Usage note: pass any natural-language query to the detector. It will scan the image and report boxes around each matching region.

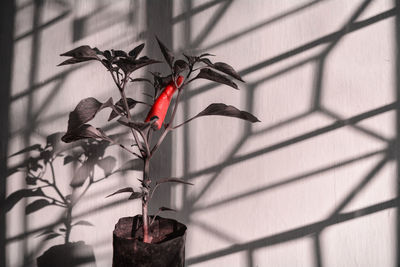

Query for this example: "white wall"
[5,0,398,266]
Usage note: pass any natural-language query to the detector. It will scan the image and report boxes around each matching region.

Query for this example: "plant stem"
[142,156,150,243]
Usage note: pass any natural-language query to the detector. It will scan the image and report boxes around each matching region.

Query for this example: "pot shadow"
[37,241,96,267]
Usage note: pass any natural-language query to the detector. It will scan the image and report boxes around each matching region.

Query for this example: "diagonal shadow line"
[313,57,325,110]
[253,111,312,137]
[194,148,387,212]
[184,102,397,181]
[192,219,240,244]
[172,0,229,23]
[320,106,390,142]
[11,68,74,102]
[31,76,66,122]
[187,197,398,265]
[327,155,389,217]
[14,10,71,42]
[188,80,255,206]
[321,0,373,57]
[189,0,233,49]
[184,7,396,101]
[11,25,142,103]
[251,56,317,88]
[189,137,247,205]
[200,0,322,52]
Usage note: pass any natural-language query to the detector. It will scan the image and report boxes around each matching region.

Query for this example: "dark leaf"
[5,188,44,212]
[115,57,160,74]
[173,60,188,75]
[72,220,94,227]
[156,36,174,68]
[92,47,102,54]
[115,159,143,173]
[66,97,113,131]
[103,50,112,60]
[130,78,152,84]
[112,49,127,58]
[106,187,134,198]
[183,54,198,66]
[152,73,173,98]
[43,233,61,241]
[156,177,194,186]
[70,161,94,188]
[128,43,145,59]
[59,228,66,232]
[97,156,116,176]
[101,59,112,69]
[108,98,145,121]
[9,144,42,157]
[199,53,215,57]
[159,206,176,212]
[192,103,260,123]
[62,124,112,143]
[200,58,213,66]
[36,229,56,238]
[58,57,92,66]
[129,192,143,200]
[58,45,99,66]
[213,62,244,82]
[60,45,98,59]
[196,68,238,89]
[25,199,51,215]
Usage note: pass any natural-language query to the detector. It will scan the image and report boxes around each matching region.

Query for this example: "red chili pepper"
[145,76,184,129]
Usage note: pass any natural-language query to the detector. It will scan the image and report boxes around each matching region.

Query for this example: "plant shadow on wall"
[5,132,125,267]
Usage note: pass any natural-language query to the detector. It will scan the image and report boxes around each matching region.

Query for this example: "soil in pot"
[113,215,187,267]
[37,241,96,267]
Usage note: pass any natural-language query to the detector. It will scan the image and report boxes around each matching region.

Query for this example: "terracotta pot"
[37,241,96,267]
[112,215,187,267]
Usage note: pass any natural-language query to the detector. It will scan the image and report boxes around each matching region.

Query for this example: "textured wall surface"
[3,0,399,266]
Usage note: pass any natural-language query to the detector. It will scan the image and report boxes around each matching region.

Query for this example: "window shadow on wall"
[2,0,400,266]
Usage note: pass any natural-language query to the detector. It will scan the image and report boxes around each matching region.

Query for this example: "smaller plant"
[6,134,115,244]
[58,37,260,243]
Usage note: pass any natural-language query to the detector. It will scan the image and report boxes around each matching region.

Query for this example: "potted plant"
[58,37,260,266]
[6,133,113,266]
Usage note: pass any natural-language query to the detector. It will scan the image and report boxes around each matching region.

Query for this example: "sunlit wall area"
[4,0,398,267]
